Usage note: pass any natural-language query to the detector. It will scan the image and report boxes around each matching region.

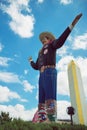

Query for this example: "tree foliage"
[0,111,12,124]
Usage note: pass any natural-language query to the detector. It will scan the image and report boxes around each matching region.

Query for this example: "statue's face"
[42,37,51,45]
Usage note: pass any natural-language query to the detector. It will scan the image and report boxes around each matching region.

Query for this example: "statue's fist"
[28,57,32,62]
[72,13,82,26]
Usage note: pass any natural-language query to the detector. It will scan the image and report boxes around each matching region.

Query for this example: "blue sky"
[0,0,87,121]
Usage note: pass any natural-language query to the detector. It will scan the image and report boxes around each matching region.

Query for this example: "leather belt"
[40,65,55,73]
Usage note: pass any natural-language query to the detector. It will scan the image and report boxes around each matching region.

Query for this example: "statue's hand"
[72,13,82,27]
[28,57,32,62]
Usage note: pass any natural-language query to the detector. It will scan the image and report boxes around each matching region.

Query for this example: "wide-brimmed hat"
[39,32,55,43]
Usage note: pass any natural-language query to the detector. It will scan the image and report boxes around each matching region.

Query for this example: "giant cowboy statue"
[29,13,82,123]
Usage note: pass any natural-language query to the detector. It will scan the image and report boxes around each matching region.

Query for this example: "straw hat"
[39,32,55,43]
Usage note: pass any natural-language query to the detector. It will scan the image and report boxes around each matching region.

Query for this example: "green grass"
[0,119,87,130]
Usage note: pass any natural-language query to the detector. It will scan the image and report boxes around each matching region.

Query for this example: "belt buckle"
[40,65,55,72]
[40,66,45,72]
[41,69,44,73]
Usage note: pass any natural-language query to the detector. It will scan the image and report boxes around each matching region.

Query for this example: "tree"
[0,112,12,124]
[66,106,75,125]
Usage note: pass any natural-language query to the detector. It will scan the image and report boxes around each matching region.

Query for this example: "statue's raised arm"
[71,13,82,27]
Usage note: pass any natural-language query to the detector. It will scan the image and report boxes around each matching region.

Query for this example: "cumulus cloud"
[0,56,12,67]
[56,56,74,95]
[0,0,35,38]
[56,55,74,71]
[60,0,73,5]
[0,71,21,83]
[0,85,20,102]
[24,69,29,75]
[22,80,35,93]
[57,45,69,57]
[0,85,27,103]
[57,100,71,119]
[72,33,87,50]
[0,71,35,93]
[0,43,4,52]
[75,57,87,94]
[57,71,70,96]
[0,104,37,121]
[37,0,44,4]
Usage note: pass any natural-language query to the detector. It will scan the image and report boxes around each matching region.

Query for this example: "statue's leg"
[38,103,48,122]
[45,99,57,122]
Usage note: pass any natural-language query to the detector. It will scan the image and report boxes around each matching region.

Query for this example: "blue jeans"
[39,68,57,103]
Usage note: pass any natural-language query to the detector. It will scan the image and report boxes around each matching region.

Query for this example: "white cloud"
[0,104,37,121]
[57,71,70,95]
[57,100,71,119]
[0,71,21,83]
[57,45,69,57]
[0,85,20,102]
[0,0,35,38]
[0,56,12,67]
[56,56,74,96]
[24,69,28,75]
[0,43,4,52]
[35,84,39,101]
[22,80,35,93]
[60,0,73,5]
[72,33,87,50]
[56,55,74,95]
[56,55,74,71]
[75,57,87,94]
[37,0,44,4]
[0,71,35,93]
